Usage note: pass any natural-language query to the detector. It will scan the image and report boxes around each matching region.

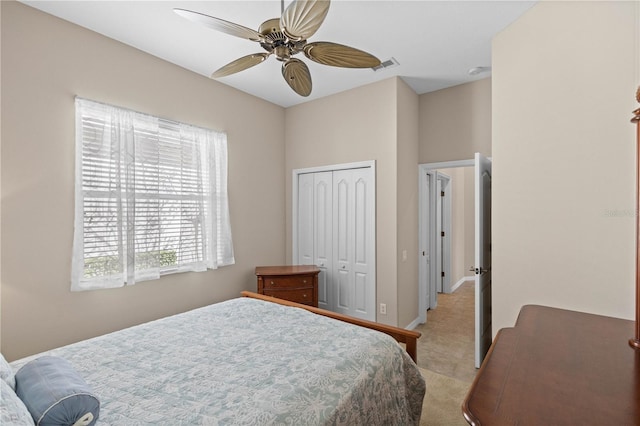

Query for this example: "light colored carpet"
[415,282,476,425]
[419,368,471,426]
[414,282,476,383]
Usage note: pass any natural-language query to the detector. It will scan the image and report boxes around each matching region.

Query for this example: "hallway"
[415,281,476,383]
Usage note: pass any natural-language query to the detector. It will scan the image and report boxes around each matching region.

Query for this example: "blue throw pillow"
[15,356,99,426]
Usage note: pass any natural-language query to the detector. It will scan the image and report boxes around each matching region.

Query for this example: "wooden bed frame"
[241,291,421,362]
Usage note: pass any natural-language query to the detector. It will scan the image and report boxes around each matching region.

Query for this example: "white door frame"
[418,160,474,323]
[292,160,377,318]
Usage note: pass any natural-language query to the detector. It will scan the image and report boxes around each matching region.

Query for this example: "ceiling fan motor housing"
[259,18,305,61]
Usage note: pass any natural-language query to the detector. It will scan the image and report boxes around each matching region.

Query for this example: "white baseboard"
[450,276,474,293]
[405,317,423,329]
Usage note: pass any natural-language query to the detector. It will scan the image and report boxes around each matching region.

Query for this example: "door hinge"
[441,271,445,277]
[441,231,445,237]
[441,191,445,197]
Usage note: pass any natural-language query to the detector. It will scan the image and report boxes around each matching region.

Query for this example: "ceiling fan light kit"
[174,0,381,97]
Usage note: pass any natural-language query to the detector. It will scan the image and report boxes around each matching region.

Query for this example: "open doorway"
[433,172,453,295]
[418,155,493,368]
[432,168,472,297]
[418,159,475,319]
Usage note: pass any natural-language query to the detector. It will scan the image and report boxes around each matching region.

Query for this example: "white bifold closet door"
[297,167,375,321]
[297,171,333,309]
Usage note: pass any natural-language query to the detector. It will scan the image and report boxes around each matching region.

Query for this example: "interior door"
[333,168,375,321]
[295,164,375,319]
[297,173,314,266]
[436,178,444,293]
[474,153,492,368]
[313,172,333,310]
[297,172,333,310]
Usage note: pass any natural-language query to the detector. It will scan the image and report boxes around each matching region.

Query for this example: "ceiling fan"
[174,0,381,97]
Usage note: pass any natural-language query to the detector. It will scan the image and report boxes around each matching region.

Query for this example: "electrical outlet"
[379,303,387,315]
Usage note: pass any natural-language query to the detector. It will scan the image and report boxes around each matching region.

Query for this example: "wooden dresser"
[255,265,320,307]
[462,305,640,425]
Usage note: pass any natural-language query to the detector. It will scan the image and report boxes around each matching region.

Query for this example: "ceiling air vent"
[371,57,399,72]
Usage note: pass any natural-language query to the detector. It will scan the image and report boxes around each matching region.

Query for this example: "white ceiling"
[20,0,537,108]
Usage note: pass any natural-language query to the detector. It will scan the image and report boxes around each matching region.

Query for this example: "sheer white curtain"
[72,98,234,291]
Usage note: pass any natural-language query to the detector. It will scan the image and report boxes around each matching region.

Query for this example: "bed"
[6,292,425,425]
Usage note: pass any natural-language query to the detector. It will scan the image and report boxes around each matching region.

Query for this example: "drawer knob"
[270,281,275,285]
[302,280,307,284]
[303,294,307,298]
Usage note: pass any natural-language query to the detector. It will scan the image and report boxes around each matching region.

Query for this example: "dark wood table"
[462,305,640,425]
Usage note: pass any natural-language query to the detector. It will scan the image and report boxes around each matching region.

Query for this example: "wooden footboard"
[241,291,421,362]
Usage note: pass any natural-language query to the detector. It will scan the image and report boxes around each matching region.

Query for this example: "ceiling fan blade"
[174,8,265,42]
[303,42,381,68]
[212,53,270,78]
[280,0,330,41]
[282,59,312,97]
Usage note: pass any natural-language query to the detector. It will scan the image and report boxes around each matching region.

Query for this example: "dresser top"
[463,305,640,425]
[255,265,320,276]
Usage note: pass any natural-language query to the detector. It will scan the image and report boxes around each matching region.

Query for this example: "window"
[72,98,234,291]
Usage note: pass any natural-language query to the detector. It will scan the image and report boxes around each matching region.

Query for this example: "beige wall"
[492,0,638,333]
[1,2,286,361]
[396,79,420,328]
[285,77,419,327]
[419,78,492,163]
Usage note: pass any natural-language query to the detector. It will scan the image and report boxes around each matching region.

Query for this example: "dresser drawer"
[263,288,315,306]
[255,265,320,308]
[262,275,314,289]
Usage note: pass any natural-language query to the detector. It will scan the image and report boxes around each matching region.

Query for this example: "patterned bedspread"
[11,297,425,425]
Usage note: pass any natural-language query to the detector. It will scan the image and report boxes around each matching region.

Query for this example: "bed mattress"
[11,297,425,425]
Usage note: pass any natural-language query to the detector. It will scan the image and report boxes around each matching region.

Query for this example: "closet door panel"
[337,268,350,310]
[352,169,374,319]
[355,272,368,312]
[333,170,352,315]
[355,177,367,264]
[297,173,315,266]
[314,172,333,309]
[335,177,350,266]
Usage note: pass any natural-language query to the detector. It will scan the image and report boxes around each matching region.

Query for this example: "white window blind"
[72,98,234,291]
